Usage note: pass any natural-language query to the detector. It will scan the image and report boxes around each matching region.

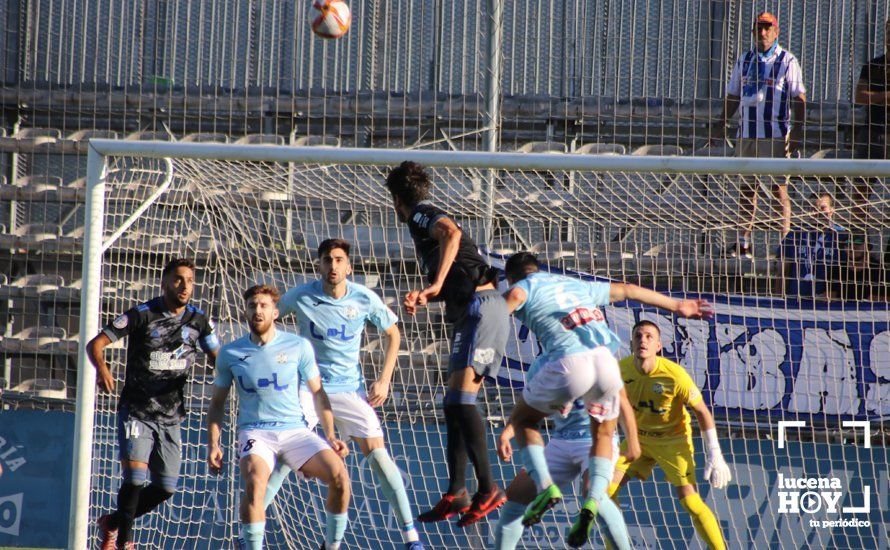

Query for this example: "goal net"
[76,142,890,549]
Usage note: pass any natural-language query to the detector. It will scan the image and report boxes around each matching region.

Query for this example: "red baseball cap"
[754,11,778,28]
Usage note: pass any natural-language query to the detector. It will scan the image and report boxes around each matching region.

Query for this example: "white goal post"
[71,140,890,549]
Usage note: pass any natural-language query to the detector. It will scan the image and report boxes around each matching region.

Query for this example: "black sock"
[457,403,494,493]
[114,482,143,543]
[135,483,174,517]
[443,403,468,494]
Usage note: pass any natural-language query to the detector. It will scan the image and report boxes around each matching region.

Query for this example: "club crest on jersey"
[181,327,192,343]
[276,353,288,364]
[113,314,128,329]
[344,306,358,320]
[652,383,664,395]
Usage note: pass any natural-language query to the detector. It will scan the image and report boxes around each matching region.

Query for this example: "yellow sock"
[680,494,725,550]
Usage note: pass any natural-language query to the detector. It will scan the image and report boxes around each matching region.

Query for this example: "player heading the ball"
[386,161,511,527]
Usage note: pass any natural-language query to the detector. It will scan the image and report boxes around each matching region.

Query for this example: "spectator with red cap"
[712,11,807,258]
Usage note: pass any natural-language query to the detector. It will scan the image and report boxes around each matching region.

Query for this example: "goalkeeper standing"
[609,320,731,550]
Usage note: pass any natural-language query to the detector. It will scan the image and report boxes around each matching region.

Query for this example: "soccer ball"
[311,0,351,40]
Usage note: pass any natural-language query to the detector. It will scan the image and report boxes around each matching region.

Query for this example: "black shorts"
[447,289,509,378]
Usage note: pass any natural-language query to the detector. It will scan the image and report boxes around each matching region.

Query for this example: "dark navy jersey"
[859,54,890,136]
[103,296,220,424]
[406,201,494,322]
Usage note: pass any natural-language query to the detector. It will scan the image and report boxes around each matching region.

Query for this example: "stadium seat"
[0,223,62,250]
[0,175,65,201]
[10,378,68,399]
[574,143,626,155]
[516,141,567,154]
[810,149,855,159]
[67,129,119,141]
[631,144,683,156]
[235,134,285,146]
[293,135,341,147]
[182,132,230,143]
[12,127,61,144]
[692,144,734,157]
[125,131,174,141]
[1,326,68,354]
[3,274,64,299]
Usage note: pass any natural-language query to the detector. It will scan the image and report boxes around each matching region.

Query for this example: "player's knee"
[328,464,350,494]
[122,466,149,487]
[157,475,178,497]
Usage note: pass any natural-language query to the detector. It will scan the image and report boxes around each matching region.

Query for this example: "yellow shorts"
[614,434,696,487]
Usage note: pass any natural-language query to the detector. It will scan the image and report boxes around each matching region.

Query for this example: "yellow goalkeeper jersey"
[618,355,703,438]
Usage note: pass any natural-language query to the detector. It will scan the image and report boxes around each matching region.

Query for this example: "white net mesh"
[85,147,890,549]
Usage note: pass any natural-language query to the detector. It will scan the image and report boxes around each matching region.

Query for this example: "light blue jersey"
[512,272,620,360]
[526,355,591,441]
[214,330,319,431]
[279,280,398,394]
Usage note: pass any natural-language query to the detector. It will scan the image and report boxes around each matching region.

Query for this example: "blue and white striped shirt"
[727,45,806,140]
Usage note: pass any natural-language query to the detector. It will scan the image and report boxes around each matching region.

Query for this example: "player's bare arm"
[608,283,713,319]
[206,384,230,475]
[404,216,461,314]
[307,375,348,457]
[368,323,400,407]
[497,422,516,462]
[503,286,527,314]
[86,332,116,393]
[617,388,641,462]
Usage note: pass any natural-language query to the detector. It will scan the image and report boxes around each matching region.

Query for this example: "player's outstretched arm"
[608,283,713,320]
[691,400,731,489]
[206,385,230,475]
[86,332,115,393]
[617,388,641,462]
[368,324,400,407]
[307,376,349,458]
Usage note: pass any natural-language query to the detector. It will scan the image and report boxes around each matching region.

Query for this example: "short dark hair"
[243,284,281,304]
[632,319,661,337]
[162,258,196,279]
[504,252,540,282]
[810,191,833,204]
[385,161,431,206]
[318,238,351,259]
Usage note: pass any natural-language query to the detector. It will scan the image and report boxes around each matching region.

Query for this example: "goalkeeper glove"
[702,428,731,489]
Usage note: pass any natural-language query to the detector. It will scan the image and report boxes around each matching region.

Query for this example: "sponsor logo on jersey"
[149,351,188,372]
[473,347,495,365]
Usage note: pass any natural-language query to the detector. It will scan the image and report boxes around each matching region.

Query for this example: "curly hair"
[385,161,431,206]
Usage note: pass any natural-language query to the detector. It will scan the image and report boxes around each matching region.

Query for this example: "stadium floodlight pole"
[483,0,504,247]
[69,145,107,550]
